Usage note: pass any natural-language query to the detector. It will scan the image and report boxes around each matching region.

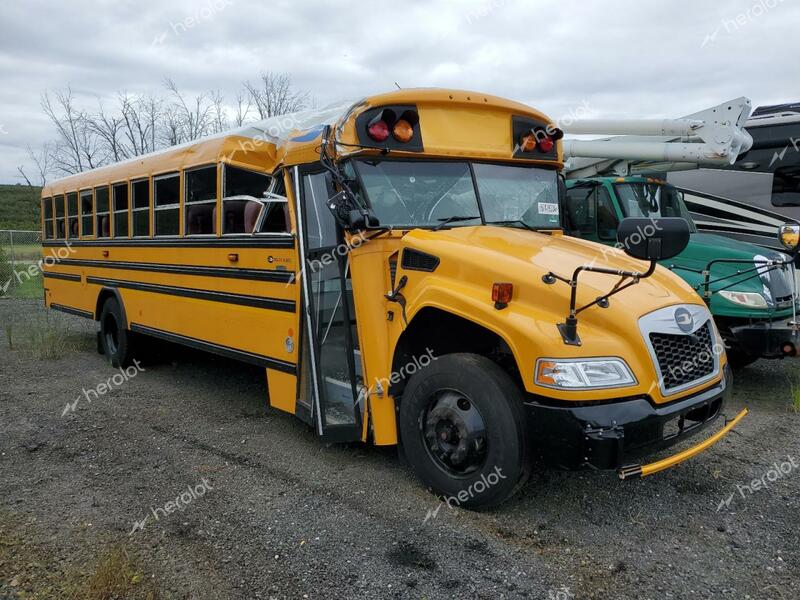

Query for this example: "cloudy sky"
[1,0,798,183]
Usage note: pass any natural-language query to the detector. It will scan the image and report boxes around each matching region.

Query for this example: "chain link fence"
[0,230,43,299]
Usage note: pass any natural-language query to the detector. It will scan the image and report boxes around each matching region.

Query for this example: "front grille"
[649,321,715,390]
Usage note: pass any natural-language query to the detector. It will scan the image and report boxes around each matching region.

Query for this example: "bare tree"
[32,76,310,177]
[243,72,309,119]
[88,99,126,162]
[18,143,52,187]
[41,87,104,175]
[163,78,218,143]
[119,92,162,156]
[232,89,252,127]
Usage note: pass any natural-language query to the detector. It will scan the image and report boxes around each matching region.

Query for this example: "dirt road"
[1,299,799,599]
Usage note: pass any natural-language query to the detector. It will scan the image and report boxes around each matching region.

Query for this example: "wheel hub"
[423,391,487,475]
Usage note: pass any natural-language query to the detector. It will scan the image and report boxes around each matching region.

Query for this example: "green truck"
[564,176,799,367]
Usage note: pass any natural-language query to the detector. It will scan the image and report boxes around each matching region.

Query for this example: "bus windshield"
[351,159,560,229]
[615,182,698,232]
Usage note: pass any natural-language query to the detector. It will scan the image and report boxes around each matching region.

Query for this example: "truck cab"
[565,176,799,366]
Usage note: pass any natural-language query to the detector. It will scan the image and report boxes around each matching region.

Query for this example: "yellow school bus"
[41,89,747,507]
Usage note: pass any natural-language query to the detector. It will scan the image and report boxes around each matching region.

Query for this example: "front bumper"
[524,367,735,473]
[729,318,800,358]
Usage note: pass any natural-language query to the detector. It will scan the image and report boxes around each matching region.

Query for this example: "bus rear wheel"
[99,297,137,368]
[398,353,531,509]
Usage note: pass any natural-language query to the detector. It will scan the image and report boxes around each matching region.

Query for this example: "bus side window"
[595,187,618,241]
[95,186,111,238]
[42,197,54,239]
[113,183,129,238]
[67,193,79,238]
[132,179,150,237]
[80,190,94,237]
[222,165,273,234]
[154,173,180,237]
[185,165,217,236]
[54,195,65,239]
[564,186,596,236]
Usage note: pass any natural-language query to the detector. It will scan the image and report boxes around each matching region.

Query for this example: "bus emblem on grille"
[674,307,694,333]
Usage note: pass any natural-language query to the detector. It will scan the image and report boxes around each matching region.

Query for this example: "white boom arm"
[561,97,753,179]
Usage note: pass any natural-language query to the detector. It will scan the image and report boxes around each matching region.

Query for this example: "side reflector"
[492,282,513,307]
[393,119,414,143]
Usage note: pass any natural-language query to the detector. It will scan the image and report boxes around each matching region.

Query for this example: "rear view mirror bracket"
[544,260,657,346]
[543,216,689,345]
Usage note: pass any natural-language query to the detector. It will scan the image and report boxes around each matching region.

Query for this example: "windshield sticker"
[538,202,559,215]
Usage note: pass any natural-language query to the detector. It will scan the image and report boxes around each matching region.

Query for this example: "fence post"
[9,229,15,289]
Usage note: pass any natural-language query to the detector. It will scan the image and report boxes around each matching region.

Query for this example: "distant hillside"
[0,183,41,230]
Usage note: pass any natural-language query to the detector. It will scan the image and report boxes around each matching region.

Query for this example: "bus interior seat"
[187,205,214,235]
[244,201,261,233]
[101,216,110,237]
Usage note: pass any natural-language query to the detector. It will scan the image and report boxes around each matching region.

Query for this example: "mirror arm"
[545,260,657,345]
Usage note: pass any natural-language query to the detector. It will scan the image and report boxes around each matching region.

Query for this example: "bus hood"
[402,225,700,321]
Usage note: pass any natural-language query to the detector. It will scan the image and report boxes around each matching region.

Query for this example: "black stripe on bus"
[51,303,94,319]
[130,323,296,374]
[54,258,295,283]
[86,276,296,313]
[41,236,296,249]
[693,221,776,235]
[43,272,82,282]
[682,201,774,227]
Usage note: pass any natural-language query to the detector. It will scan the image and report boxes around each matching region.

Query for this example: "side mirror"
[617,217,690,261]
[779,222,800,253]
[347,209,381,232]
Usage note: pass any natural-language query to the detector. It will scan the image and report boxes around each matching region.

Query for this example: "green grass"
[3,310,92,359]
[3,268,44,299]
[0,183,41,230]
[787,366,800,413]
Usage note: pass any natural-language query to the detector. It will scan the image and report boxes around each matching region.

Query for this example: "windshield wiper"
[433,215,481,231]
[486,219,536,231]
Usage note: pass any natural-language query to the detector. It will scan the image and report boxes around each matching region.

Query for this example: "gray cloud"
[1,0,797,182]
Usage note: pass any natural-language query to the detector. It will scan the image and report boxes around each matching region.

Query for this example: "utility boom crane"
[562,97,754,178]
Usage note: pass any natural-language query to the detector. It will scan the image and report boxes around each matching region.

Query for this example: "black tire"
[726,348,759,370]
[99,297,137,368]
[398,353,531,509]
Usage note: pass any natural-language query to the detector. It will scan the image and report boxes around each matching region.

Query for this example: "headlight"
[535,358,636,390]
[779,223,800,251]
[718,290,768,308]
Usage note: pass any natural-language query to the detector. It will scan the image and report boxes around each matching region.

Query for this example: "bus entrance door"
[294,167,363,443]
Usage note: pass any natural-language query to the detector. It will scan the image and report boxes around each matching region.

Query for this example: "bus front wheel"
[99,297,137,368]
[398,353,531,509]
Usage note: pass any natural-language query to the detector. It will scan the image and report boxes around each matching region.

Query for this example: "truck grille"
[649,321,715,390]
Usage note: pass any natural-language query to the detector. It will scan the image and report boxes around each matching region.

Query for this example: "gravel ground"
[1,298,799,600]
